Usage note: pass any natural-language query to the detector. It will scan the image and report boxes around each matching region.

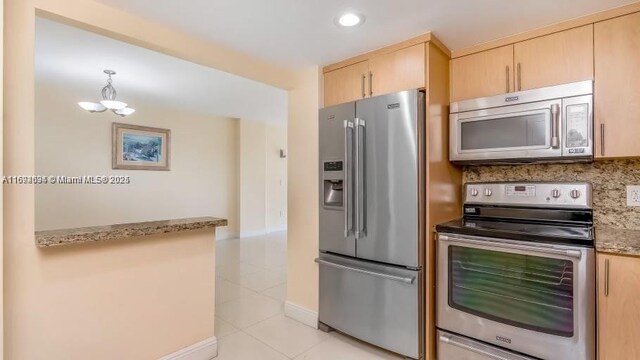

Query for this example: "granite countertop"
[595,228,640,257]
[36,217,228,248]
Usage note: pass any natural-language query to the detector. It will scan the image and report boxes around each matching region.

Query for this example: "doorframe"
[1,0,5,357]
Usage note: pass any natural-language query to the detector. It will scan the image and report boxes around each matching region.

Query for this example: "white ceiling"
[35,17,288,126]
[94,0,637,68]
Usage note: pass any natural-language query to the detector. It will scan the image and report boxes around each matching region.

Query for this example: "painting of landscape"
[113,123,170,170]
[122,133,162,162]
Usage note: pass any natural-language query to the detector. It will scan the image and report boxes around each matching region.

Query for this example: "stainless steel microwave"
[450,81,593,164]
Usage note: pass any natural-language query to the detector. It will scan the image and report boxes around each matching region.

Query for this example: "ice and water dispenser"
[323,161,344,208]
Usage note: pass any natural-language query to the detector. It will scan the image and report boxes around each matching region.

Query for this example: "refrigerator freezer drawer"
[318,253,422,359]
[437,331,535,360]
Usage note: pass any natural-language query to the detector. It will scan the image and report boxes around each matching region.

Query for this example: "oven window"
[460,113,547,151]
[449,246,574,337]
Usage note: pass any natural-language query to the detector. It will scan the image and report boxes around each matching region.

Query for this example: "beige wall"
[240,119,267,236]
[34,82,240,239]
[239,120,288,236]
[286,67,321,312]
[4,0,297,358]
[266,125,288,232]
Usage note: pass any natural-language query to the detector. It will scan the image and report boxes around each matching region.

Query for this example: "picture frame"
[112,123,171,171]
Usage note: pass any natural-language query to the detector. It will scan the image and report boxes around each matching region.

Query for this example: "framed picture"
[112,123,171,171]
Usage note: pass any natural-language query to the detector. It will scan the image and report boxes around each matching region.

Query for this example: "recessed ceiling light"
[336,13,365,27]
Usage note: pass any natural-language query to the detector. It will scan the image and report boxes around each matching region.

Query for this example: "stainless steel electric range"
[436,182,596,360]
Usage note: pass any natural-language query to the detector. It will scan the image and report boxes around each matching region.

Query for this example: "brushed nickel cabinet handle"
[369,71,373,96]
[600,123,605,156]
[361,74,366,98]
[506,66,510,93]
[517,62,522,91]
[604,258,610,297]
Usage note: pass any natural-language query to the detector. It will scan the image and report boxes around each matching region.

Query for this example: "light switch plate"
[627,185,640,206]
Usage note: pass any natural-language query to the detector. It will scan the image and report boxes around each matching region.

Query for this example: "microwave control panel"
[566,103,590,148]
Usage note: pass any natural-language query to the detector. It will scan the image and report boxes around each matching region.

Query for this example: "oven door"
[450,99,561,163]
[436,233,595,360]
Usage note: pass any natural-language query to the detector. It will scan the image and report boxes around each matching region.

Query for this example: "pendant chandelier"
[77,70,136,117]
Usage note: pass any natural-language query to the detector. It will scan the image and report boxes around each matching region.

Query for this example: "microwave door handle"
[551,104,560,149]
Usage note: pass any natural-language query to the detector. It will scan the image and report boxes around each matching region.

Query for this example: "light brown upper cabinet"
[369,43,425,97]
[513,25,593,91]
[324,43,427,106]
[450,45,514,102]
[324,60,369,107]
[597,253,640,360]
[594,12,640,158]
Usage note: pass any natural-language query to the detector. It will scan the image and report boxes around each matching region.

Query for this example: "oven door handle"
[438,234,582,259]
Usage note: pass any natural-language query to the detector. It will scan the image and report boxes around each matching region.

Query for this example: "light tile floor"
[215,232,403,360]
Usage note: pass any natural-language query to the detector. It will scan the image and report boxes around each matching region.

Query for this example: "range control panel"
[465,182,592,209]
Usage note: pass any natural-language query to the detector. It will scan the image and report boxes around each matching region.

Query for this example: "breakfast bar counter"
[35,216,228,248]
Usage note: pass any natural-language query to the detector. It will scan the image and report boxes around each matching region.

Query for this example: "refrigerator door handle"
[354,118,366,239]
[343,120,354,237]
[315,258,415,284]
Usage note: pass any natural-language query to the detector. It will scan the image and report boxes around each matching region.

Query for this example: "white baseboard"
[159,337,218,360]
[266,225,287,233]
[284,301,318,329]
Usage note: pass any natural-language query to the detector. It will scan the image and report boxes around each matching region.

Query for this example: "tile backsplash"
[463,159,640,229]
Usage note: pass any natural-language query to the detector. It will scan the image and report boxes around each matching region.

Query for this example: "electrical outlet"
[627,186,640,206]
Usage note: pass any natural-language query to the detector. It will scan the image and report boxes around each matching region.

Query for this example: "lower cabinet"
[597,253,640,359]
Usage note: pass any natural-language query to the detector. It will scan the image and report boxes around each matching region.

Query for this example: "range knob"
[551,189,561,198]
[470,188,479,197]
[570,189,581,199]
[484,188,493,197]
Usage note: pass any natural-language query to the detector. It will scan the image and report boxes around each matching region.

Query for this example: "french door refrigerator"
[317,89,425,360]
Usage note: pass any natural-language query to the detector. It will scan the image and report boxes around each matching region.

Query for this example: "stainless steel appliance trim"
[354,118,366,239]
[343,120,353,237]
[315,258,415,284]
[600,123,605,156]
[440,333,519,360]
[517,62,522,91]
[551,103,560,148]
[604,258,610,296]
[438,234,583,259]
[354,118,361,239]
[506,66,510,93]
[451,80,593,114]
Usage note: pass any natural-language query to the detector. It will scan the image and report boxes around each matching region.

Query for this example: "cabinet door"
[369,43,425,97]
[594,12,640,158]
[514,25,593,91]
[324,61,369,107]
[597,254,640,360]
[450,45,513,102]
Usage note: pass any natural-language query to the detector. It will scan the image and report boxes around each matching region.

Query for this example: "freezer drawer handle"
[438,234,583,259]
[439,334,519,360]
[315,258,415,284]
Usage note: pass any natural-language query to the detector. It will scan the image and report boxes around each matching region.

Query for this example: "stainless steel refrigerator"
[317,89,425,360]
